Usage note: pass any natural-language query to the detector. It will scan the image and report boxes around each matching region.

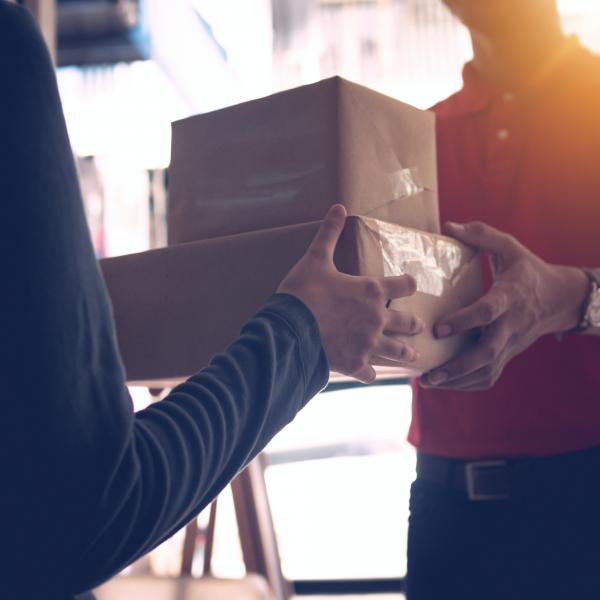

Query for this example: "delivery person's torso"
[409,38,600,459]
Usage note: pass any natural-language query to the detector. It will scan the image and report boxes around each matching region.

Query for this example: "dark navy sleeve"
[73,293,328,593]
[0,3,328,597]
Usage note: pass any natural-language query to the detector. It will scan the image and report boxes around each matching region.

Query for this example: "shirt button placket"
[496,91,515,141]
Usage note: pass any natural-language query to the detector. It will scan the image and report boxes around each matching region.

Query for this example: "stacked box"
[101,78,481,385]
[168,76,439,242]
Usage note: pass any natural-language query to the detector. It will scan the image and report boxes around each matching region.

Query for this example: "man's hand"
[421,221,590,391]
[278,204,423,384]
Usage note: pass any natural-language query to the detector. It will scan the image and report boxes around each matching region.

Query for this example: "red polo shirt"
[408,38,600,459]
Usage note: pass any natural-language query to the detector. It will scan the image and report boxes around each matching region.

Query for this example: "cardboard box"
[168,76,439,245]
[101,217,480,387]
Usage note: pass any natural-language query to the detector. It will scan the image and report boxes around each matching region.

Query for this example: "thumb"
[443,221,518,257]
[306,204,347,264]
[354,365,376,384]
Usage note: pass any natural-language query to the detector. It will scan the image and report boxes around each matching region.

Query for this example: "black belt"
[416,446,600,502]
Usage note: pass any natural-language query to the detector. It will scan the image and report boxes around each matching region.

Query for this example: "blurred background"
[25,0,600,597]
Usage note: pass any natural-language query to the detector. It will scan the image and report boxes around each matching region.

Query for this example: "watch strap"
[576,268,600,332]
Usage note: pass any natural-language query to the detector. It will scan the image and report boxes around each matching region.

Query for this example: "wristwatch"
[578,269,600,331]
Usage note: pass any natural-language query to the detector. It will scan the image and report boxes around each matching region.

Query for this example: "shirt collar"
[453,35,585,115]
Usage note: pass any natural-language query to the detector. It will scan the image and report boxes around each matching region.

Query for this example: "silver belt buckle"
[465,460,509,501]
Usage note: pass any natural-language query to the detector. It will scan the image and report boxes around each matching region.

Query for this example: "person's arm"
[71,293,328,590]
[420,221,599,391]
[0,4,421,596]
[71,202,420,592]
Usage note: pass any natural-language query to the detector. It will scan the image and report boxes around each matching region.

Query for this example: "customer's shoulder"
[0,1,44,49]
[0,1,35,27]
[0,1,52,71]
[558,48,600,114]
[569,47,600,85]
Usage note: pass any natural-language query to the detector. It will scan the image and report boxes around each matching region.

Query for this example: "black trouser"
[406,446,600,600]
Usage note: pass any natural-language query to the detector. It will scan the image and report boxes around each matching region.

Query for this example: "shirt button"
[503,91,516,102]
[497,128,510,141]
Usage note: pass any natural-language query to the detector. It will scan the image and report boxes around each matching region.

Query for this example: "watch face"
[589,288,600,328]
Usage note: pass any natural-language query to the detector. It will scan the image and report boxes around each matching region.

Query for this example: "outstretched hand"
[278,204,423,383]
[420,221,589,391]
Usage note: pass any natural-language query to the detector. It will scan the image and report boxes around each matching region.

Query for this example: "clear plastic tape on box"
[388,166,425,201]
[361,165,440,234]
[361,217,467,297]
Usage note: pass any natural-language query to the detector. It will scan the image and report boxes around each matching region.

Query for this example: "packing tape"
[362,217,468,297]
[388,167,425,201]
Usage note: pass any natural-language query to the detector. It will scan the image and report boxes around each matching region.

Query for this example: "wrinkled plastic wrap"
[360,217,466,296]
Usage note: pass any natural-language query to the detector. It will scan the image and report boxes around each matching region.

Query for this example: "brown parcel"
[168,76,439,245]
[101,216,481,387]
